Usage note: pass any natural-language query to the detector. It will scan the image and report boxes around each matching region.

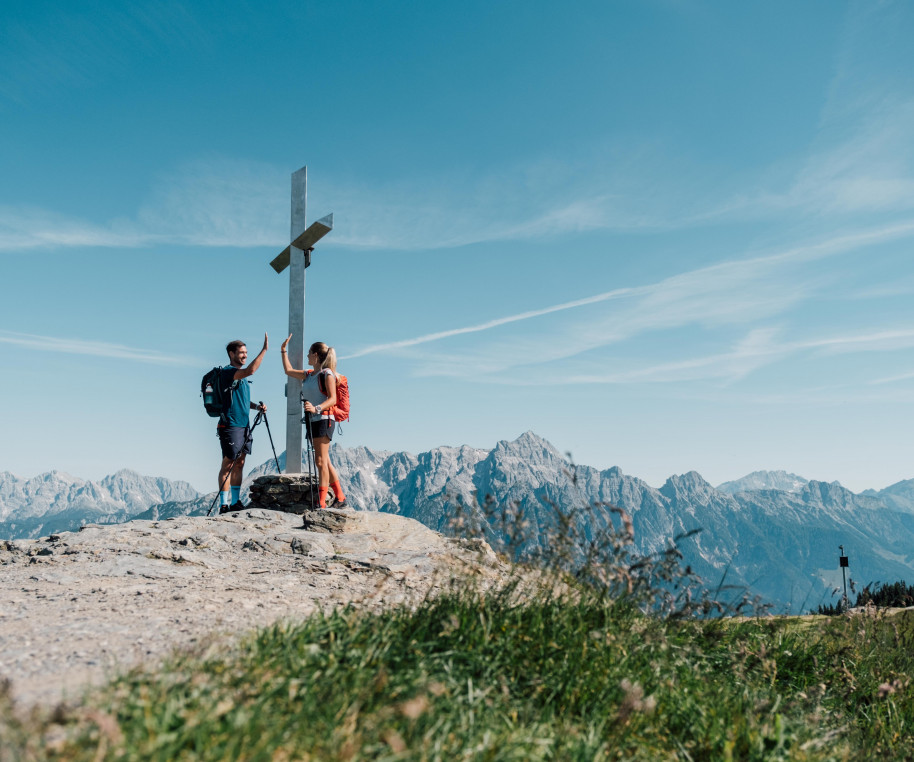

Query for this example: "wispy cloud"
[733,1,914,222]
[0,206,150,250]
[334,68,914,246]
[785,97,914,216]
[6,51,914,255]
[324,144,736,250]
[870,369,914,386]
[341,285,640,359]
[547,327,788,386]
[0,330,195,365]
[6,4,914,257]
[0,145,745,253]
[135,158,288,246]
[538,326,914,387]
[7,64,914,256]
[346,221,914,373]
[0,159,289,252]
[849,281,914,300]
[681,383,914,408]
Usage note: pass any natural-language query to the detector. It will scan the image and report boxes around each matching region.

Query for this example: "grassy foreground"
[3,586,914,761]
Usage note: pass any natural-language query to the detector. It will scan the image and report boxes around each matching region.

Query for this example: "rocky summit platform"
[0,508,501,709]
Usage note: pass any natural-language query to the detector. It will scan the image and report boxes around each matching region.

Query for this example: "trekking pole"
[260,404,281,473]
[207,410,264,516]
[301,392,317,509]
[304,413,316,509]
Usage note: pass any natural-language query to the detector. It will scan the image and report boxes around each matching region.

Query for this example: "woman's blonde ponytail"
[321,347,337,372]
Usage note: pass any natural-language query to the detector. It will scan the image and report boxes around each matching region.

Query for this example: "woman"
[280,336,347,509]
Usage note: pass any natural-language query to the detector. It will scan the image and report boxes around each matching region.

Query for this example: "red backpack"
[307,370,350,423]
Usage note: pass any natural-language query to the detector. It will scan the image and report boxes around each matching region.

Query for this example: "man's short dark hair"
[226,340,246,357]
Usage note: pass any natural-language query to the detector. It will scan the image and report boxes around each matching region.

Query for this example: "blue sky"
[3,0,914,494]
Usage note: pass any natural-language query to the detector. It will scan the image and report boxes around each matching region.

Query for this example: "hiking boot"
[334,499,348,509]
[218,504,232,515]
[229,502,246,512]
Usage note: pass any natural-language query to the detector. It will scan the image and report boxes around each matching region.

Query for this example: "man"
[217,334,268,512]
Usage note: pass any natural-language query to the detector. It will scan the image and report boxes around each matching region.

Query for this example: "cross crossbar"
[270,213,334,273]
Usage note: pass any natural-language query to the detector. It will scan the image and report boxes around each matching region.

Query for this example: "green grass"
[5,588,914,761]
[4,496,914,760]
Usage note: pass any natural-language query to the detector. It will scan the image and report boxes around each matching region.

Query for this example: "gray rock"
[247,474,323,513]
[0,508,503,710]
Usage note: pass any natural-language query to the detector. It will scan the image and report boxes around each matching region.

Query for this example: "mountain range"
[0,469,199,539]
[4,431,914,612]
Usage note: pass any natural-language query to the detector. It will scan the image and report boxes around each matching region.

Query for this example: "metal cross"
[271,166,333,473]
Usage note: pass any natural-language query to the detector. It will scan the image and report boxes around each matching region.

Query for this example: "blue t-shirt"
[221,365,251,428]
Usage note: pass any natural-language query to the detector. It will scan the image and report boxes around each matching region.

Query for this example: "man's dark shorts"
[306,418,335,441]
[218,426,252,459]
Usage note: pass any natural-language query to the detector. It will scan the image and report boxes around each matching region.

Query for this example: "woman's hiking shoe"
[334,499,348,509]
[219,502,246,514]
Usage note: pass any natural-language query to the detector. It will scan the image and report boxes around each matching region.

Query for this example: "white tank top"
[301,369,335,422]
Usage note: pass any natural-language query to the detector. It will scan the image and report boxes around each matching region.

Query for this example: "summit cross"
[271,166,334,474]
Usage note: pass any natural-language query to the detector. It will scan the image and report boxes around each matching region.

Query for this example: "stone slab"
[0,508,503,710]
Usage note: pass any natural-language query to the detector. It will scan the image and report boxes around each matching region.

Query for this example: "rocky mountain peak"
[865,478,914,514]
[717,470,809,495]
[490,431,565,466]
[475,432,568,492]
[801,479,858,511]
[660,471,713,497]
[0,469,200,534]
[879,477,914,495]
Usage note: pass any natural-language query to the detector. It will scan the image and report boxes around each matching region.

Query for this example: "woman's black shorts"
[306,417,335,441]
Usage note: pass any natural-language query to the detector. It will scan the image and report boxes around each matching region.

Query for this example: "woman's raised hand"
[281,334,292,352]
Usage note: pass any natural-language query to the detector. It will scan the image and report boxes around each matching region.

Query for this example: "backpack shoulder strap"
[316,368,330,396]
[214,366,234,426]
